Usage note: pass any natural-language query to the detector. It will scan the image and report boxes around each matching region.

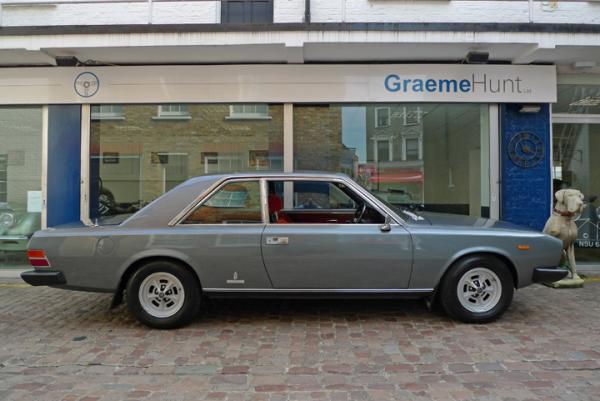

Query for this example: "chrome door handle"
[266,236,289,245]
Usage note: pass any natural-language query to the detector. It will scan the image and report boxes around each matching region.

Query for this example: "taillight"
[28,249,51,268]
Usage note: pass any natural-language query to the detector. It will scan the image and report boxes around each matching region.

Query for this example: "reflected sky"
[341,106,367,163]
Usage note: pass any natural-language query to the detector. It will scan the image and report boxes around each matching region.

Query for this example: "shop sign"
[0,64,556,104]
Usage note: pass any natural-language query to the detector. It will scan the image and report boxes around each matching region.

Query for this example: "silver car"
[22,172,567,329]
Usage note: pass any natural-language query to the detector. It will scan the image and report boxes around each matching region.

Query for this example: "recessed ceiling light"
[573,61,597,69]
[519,104,541,113]
[569,96,600,107]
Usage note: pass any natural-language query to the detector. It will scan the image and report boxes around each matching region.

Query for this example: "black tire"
[439,255,514,323]
[126,260,201,329]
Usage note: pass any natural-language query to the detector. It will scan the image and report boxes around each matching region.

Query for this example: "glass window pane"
[0,107,42,269]
[183,181,262,224]
[267,180,382,224]
[90,104,283,224]
[553,122,600,263]
[229,104,269,119]
[294,104,490,217]
[556,84,600,114]
[405,138,419,161]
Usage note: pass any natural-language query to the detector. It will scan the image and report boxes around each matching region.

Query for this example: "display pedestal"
[547,275,585,289]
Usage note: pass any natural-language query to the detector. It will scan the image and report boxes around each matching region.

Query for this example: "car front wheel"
[126,260,201,329]
[439,255,514,323]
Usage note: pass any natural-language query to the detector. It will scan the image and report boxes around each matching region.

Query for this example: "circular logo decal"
[507,131,544,168]
[74,72,100,98]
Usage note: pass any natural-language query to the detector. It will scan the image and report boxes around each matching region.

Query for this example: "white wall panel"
[313,0,529,24]
[1,0,600,26]
[274,0,305,23]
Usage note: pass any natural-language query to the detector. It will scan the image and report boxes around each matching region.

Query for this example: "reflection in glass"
[555,84,600,114]
[294,104,490,217]
[0,107,42,269]
[90,104,283,224]
[553,123,600,263]
[184,181,262,224]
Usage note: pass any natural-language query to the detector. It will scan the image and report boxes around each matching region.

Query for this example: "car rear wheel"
[439,255,514,323]
[126,260,201,329]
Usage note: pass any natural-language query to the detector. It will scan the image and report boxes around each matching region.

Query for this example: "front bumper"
[532,267,569,283]
[21,270,66,286]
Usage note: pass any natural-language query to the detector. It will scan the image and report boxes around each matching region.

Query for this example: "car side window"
[182,181,262,224]
[267,180,384,224]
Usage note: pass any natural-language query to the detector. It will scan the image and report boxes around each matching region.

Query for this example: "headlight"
[0,212,15,230]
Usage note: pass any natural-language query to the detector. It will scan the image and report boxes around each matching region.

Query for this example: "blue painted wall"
[500,104,551,231]
[47,105,81,227]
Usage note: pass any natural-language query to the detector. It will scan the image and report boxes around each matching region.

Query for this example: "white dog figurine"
[543,189,585,286]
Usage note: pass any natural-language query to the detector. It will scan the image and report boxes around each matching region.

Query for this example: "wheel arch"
[110,255,202,309]
[434,251,519,298]
[436,250,519,288]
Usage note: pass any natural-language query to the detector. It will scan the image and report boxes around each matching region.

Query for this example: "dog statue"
[543,189,585,287]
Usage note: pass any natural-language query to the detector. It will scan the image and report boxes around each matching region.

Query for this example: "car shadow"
[194,297,440,324]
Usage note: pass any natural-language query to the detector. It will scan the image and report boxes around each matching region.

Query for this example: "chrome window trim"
[261,176,404,226]
[260,178,269,224]
[168,173,406,227]
[171,177,265,226]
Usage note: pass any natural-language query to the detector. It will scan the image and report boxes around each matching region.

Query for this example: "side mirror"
[380,214,392,232]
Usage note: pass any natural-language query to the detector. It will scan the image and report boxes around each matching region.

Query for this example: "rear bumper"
[21,270,66,286]
[532,267,569,283]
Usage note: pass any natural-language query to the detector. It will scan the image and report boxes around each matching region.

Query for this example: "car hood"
[410,211,538,232]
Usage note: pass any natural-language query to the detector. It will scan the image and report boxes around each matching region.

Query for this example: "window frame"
[263,177,389,226]
[402,135,423,161]
[221,0,274,24]
[374,137,393,162]
[91,104,124,120]
[177,178,266,226]
[226,104,271,120]
[401,106,422,126]
[171,175,402,227]
[375,107,391,128]
[154,104,191,120]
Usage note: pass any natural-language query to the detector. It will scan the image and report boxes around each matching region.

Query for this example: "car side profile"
[21,172,567,329]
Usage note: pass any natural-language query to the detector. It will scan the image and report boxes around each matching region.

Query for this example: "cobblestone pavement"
[1,281,599,401]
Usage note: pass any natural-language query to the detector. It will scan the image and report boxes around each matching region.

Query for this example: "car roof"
[183,171,351,185]
[121,171,354,228]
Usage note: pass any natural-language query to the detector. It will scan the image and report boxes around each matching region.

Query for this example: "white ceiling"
[1,42,600,73]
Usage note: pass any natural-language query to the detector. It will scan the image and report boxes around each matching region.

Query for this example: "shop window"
[182,181,262,224]
[294,104,489,217]
[221,0,273,24]
[154,104,191,120]
[91,105,124,120]
[375,107,390,128]
[555,84,600,114]
[90,104,283,224]
[248,150,273,170]
[227,104,270,120]
[553,78,600,264]
[0,107,43,270]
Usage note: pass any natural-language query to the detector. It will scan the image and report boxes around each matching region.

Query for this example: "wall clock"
[507,131,544,168]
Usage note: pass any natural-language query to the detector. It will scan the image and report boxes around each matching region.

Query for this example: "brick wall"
[293,105,345,173]
[90,104,283,207]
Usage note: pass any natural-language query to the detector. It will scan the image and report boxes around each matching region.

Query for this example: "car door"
[261,179,413,290]
[173,179,273,290]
